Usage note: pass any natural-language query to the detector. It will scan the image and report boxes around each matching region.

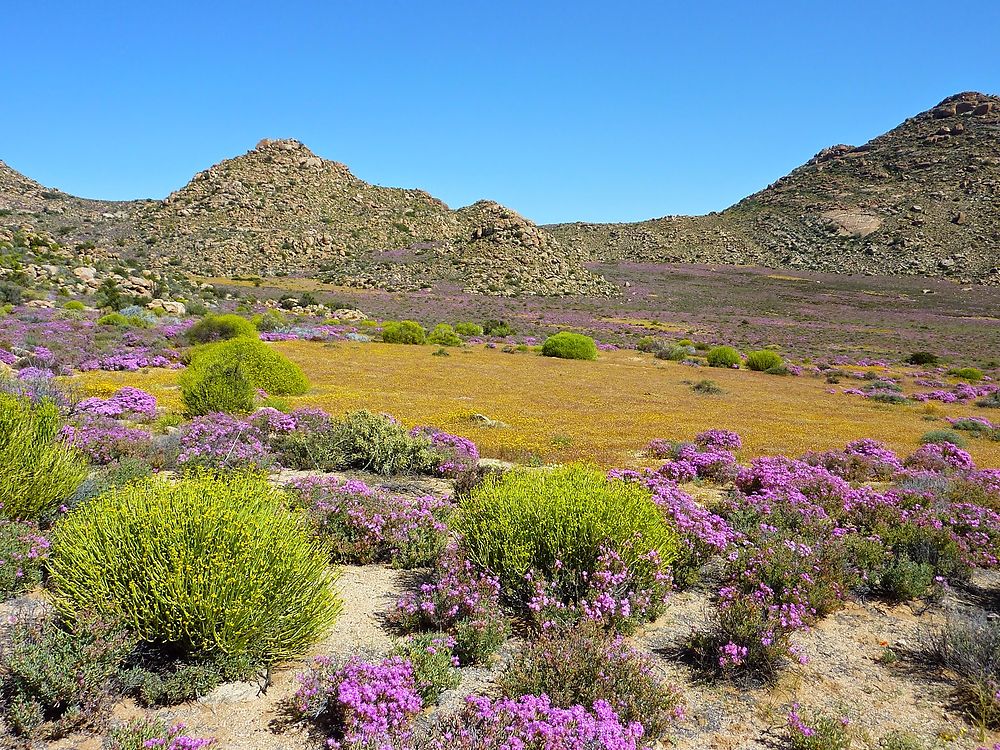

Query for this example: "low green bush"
[428,323,462,346]
[454,322,484,337]
[62,300,86,311]
[186,337,309,396]
[455,465,679,615]
[97,312,129,327]
[706,345,742,368]
[49,471,341,665]
[906,352,940,366]
[251,309,287,332]
[745,350,783,372]
[692,379,724,395]
[392,634,460,705]
[0,394,87,520]
[482,319,514,337]
[541,332,597,361]
[185,313,257,345]
[179,360,255,415]
[949,366,984,383]
[920,429,967,448]
[381,320,426,344]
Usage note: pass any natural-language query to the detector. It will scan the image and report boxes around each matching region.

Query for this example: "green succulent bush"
[454,464,679,610]
[454,322,484,337]
[62,300,86,311]
[97,312,130,327]
[179,360,255,415]
[381,320,426,344]
[541,332,598,361]
[185,337,309,396]
[428,323,463,346]
[185,313,257,345]
[706,345,742,368]
[949,366,984,383]
[49,471,341,665]
[0,394,87,520]
[745,349,783,372]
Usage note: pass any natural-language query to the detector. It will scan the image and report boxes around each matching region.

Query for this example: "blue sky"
[3,1,999,223]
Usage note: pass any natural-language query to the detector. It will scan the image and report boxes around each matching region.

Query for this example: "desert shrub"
[0,613,134,738]
[482,319,514,337]
[877,556,936,602]
[870,391,908,404]
[391,634,460,705]
[655,344,694,361]
[927,614,1000,726]
[455,464,679,630]
[179,360,255,415]
[120,649,253,706]
[784,705,851,750]
[48,472,341,666]
[252,308,287,332]
[454,322,484,337]
[877,731,928,750]
[62,300,85,312]
[949,366,984,382]
[920,429,968,448]
[906,352,940,366]
[706,345,742,368]
[119,305,157,327]
[0,393,87,520]
[541,332,597,361]
[381,320,426,344]
[104,717,216,750]
[636,335,659,353]
[0,281,23,305]
[97,312,129,327]
[692,379,724,395]
[0,519,48,599]
[185,337,308,396]
[977,393,1000,409]
[497,621,683,738]
[185,313,257,345]
[427,323,462,346]
[745,349,783,372]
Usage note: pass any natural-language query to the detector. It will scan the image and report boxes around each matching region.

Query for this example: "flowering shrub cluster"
[105,718,216,750]
[59,416,153,465]
[0,517,49,598]
[175,412,275,470]
[411,426,480,477]
[289,475,453,567]
[76,387,157,421]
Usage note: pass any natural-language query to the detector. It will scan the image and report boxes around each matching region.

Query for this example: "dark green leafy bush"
[745,349,783,372]
[0,394,87,520]
[185,313,257,345]
[541,332,597,361]
[49,472,341,666]
[706,345,742,368]
[381,320,426,344]
[482,319,514,337]
[906,352,939,366]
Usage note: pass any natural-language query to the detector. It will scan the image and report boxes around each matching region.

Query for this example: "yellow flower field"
[72,341,1000,468]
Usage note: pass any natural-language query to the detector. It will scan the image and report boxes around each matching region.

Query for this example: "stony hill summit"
[1,91,998,295]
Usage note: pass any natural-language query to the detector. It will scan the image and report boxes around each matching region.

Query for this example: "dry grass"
[71,342,1000,468]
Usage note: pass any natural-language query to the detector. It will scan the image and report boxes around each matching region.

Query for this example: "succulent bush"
[179,360,255,415]
[427,323,462,346]
[97,312,130,327]
[185,337,309,396]
[381,320,426,344]
[49,471,341,665]
[0,393,87,520]
[706,345,742,368]
[541,332,598,361]
[185,313,257,345]
[455,465,679,630]
[454,322,484,337]
[949,366,984,382]
[745,349,783,372]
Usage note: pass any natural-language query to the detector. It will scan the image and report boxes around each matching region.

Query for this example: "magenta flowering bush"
[106,719,216,750]
[0,518,49,598]
[59,416,153,465]
[289,475,453,567]
[904,442,975,472]
[410,427,480,478]
[423,694,646,750]
[388,541,508,664]
[77,387,157,421]
[292,655,422,749]
[645,437,739,483]
[695,429,742,451]
[784,704,851,750]
[175,413,275,470]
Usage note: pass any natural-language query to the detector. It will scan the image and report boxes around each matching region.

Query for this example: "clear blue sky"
[3,1,998,224]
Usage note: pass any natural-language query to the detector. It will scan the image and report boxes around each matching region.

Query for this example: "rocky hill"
[0,139,612,297]
[549,91,1000,284]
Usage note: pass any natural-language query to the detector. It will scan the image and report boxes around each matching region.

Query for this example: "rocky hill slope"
[0,140,612,297]
[549,91,1000,284]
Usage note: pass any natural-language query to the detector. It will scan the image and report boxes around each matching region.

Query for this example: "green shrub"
[541,332,597,361]
[927,614,1000,727]
[784,707,851,750]
[62,300,86,311]
[454,322,484,337]
[381,320,426,344]
[49,471,341,665]
[692,379,724,395]
[428,323,463,346]
[97,312,129,327]
[949,366,984,383]
[706,345,742,368]
[498,621,682,738]
[0,613,134,738]
[455,465,679,618]
[920,429,967,448]
[0,394,87,520]
[251,309,287,332]
[482,319,514,337]
[186,337,308,395]
[179,360,255,415]
[121,651,252,706]
[321,410,436,475]
[0,519,48,598]
[745,350,783,372]
[185,313,257,345]
[906,352,940,366]
[392,634,460,705]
